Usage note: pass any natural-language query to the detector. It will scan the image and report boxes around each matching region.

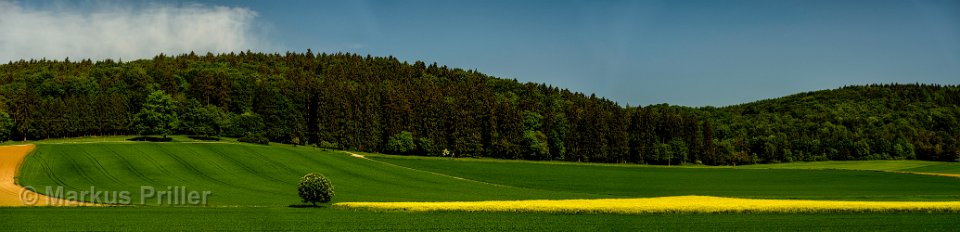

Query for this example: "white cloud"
[0,1,270,62]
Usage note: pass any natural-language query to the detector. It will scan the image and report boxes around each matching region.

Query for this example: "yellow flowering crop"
[335,196,960,214]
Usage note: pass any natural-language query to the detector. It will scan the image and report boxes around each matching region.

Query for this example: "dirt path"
[348,152,366,159]
[893,171,960,179]
[0,144,95,206]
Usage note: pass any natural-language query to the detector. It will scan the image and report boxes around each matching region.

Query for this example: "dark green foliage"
[706,84,960,164]
[0,53,957,165]
[127,136,173,142]
[238,132,269,145]
[318,140,340,150]
[416,137,436,156]
[298,173,335,205]
[187,135,221,141]
[385,131,415,155]
[132,90,178,138]
[0,111,13,142]
[230,112,265,138]
[180,100,230,137]
[522,130,550,160]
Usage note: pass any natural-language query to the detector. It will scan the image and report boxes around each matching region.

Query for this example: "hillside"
[705,84,960,164]
[17,143,599,206]
[8,142,960,230]
[0,52,958,165]
[18,142,960,205]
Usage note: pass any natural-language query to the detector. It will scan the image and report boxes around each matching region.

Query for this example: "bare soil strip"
[348,152,366,159]
[889,171,960,179]
[0,144,95,206]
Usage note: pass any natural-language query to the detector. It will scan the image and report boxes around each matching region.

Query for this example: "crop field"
[738,160,960,174]
[369,155,960,201]
[16,143,597,205]
[2,207,960,231]
[2,140,960,231]
[335,196,960,214]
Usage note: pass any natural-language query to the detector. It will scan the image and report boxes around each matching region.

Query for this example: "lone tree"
[132,90,179,138]
[298,173,334,206]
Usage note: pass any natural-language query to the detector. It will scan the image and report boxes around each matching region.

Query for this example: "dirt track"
[0,144,94,206]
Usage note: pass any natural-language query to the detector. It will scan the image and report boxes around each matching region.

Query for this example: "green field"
[4,141,960,230]
[17,143,597,205]
[738,160,960,174]
[2,207,959,231]
[369,155,960,201]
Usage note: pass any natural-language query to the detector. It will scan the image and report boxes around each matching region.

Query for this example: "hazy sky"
[2,0,958,106]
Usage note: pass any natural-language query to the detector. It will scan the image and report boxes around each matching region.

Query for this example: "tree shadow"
[127,136,173,142]
[288,204,326,208]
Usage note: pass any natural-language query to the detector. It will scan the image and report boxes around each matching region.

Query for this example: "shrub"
[238,132,269,145]
[385,131,415,155]
[298,173,334,206]
[317,141,340,150]
[0,111,13,142]
[188,135,221,141]
[127,136,173,142]
[416,137,435,156]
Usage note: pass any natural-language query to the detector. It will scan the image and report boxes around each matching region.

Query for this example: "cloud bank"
[0,1,269,62]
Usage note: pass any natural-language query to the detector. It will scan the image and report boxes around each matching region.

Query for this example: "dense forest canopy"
[0,51,958,165]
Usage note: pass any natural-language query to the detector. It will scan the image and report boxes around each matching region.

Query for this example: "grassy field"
[2,207,959,231]
[4,141,960,230]
[738,160,960,174]
[17,143,597,206]
[337,196,960,214]
[369,155,960,201]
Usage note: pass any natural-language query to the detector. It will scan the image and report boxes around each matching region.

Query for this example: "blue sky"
[3,0,959,106]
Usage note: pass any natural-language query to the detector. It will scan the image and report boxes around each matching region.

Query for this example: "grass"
[17,143,598,206]
[370,155,960,201]
[8,142,960,230]
[738,160,960,174]
[336,196,960,214]
[1,207,959,231]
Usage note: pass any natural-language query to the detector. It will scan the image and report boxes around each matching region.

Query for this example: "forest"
[0,51,957,165]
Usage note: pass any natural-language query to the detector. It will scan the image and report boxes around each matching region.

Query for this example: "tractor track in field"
[157,146,274,194]
[347,152,515,188]
[131,145,190,183]
[36,157,69,187]
[59,148,102,187]
[245,147,309,177]
[109,150,156,183]
[79,149,125,185]
[203,145,292,184]
[294,151,411,189]
[166,144,285,195]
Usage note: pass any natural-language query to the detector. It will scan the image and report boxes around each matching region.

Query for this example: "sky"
[1,0,958,107]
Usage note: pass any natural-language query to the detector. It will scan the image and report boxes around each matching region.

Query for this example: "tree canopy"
[132,90,178,138]
[0,51,957,164]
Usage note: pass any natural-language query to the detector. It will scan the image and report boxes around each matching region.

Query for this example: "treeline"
[706,84,960,163]
[0,51,957,165]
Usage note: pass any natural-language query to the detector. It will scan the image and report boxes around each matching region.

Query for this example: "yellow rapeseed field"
[335,196,960,214]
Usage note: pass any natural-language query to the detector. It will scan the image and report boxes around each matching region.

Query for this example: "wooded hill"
[0,51,957,165]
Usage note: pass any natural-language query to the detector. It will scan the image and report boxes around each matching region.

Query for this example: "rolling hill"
[0,52,957,166]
